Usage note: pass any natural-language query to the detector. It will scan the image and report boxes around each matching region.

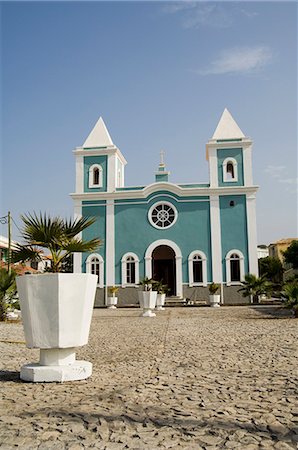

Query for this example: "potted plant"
[154,280,168,311]
[13,212,101,382]
[208,282,221,307]
[107,286,119,309]
[138,277,157,317]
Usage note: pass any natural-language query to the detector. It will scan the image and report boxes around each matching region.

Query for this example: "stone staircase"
[165,297,208,307]
[165,296,187,306]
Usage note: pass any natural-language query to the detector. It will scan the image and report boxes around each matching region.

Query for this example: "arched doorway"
[145,240,183,298]
[152,245,176,296]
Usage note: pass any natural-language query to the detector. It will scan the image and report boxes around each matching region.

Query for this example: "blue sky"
[1,1,297,245]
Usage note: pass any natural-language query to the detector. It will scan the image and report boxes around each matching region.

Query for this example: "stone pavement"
[0,306,297,449]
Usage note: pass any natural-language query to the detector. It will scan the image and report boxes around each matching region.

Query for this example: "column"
[105,200,115,286]
[246,193,259,276]
[210,195,223,283]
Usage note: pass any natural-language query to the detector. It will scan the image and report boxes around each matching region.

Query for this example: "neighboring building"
[257,245,269,259]
[269,238,298,281]
[0,234,51,273]
[71,109,259,305]
[0,235,18,263]
[268,238,297,262]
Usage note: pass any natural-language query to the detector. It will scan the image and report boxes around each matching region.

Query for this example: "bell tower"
[74,117,127,194]
[206,108,253,188]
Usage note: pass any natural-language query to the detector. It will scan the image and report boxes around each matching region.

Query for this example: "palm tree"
[281,280,298,317]
[0,268,17,321]
[238,274,272,304]
[13,213,101,273]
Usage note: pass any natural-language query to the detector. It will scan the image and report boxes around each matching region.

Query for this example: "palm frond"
[62,237,101,254]
[21,212,64,247]
[63,216,97,239]
[12,244,43,264]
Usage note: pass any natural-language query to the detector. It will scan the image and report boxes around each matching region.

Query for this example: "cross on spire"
[159,150,165,167]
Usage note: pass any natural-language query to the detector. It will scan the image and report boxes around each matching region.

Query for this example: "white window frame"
[148,201,178,230]
[89,164,103,188]
[225,249,245,286]
[223,157,238,182]
[121,252,139,287]
[188,250,207,287]
[86,253,104,287]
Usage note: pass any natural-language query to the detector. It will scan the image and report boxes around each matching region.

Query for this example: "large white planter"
[156,293,166,311]
[16,273,97,382]
[138,291,157,317]
[209,294,221,308]
[107,296,118,309]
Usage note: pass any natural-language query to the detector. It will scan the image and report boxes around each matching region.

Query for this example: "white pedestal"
[156,294,166,311]
[142,309,156,317]
[209,294,221,308]
[20,348,92,382]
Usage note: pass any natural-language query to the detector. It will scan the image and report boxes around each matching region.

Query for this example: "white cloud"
[162,2,197,15]
[182,4,233,29]
[279,178,298,185]
[198,46,274,75]
[264,167,297,194]
[161,3,259,29]
[264,165,286,178]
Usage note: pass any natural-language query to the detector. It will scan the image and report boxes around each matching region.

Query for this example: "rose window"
[149,202,177,229]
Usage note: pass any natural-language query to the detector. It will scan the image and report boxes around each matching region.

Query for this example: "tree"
[238,273,273,304]
[281,279,298,317]
[259,256,284,284]
[13,213,101,273]
[0,268,17,321]
[283,240,298,269]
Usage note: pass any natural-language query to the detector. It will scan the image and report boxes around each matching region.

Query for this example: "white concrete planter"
[16,273,97,382]
[209,294,221,308]
[138,291,157,317]
[156,293,166,311]
[107,296,118,309]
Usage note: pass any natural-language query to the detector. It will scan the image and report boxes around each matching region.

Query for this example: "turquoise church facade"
[71,109,258,305]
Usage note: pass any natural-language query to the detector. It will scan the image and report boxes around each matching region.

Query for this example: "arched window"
[188,250,207,287]
[121,252,140,287]
[89,164,103,188]
[86,253,104,287]
[223,158,238,182]
[225,250,245,285]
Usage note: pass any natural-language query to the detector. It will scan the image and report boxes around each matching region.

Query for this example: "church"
[71,109,258,305]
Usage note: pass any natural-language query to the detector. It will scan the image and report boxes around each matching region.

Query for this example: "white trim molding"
[223,157,238,182]
[207,147,218,188]
[89,164,103,188]
[145,239,183,298]
[75,155,84,193]
[246,193,259,276]
[188,250,207,287]
[209,195,222,283]
[225,249,245,286]
[243,144,253,186]
[86,253,104,287]
[70,183,259,203]
[107,154,117,192]
[121,252,140,287]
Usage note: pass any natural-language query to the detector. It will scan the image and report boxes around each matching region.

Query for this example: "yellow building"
[269,238,298,280]
[268,238,298,262]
